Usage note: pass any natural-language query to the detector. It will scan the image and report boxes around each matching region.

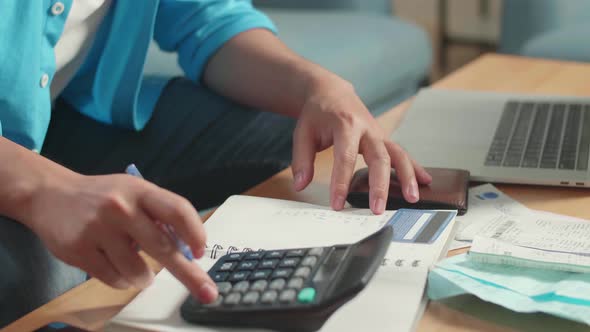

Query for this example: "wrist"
[300,66,354,105]
[3,157,78,229]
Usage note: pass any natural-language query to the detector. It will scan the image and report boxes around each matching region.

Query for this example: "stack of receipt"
[428,254,590,325]
[469,236,590,274]
[429,184,590,325]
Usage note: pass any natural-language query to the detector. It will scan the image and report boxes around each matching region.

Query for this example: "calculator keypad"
[229,271,250,282]
[294,267,311,278]
[212,272,229,282]
[203,247,327,309]
[217,282,232,295]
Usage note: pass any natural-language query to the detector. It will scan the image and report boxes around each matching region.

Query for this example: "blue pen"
[125,164,194,261]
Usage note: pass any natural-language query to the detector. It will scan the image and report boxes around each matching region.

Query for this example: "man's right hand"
[25,172,217,303]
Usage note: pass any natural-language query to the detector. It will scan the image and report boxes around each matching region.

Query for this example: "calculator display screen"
[312,247,347,284]
[330,234,381,293]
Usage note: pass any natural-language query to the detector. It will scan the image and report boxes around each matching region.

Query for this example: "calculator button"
[286,249,306,257]
[250,280,268,292]
[308,247,324,256]
[294,267,311,278]
[216,282,232,295]
[279,289,297,303]
[265,251,284,259]
[260,290,278,304]
[245,251,265,259]
[269,278,286,290]
[229,271,250,282]
[260,259,279,269]
[212,272,230,282]
[272,268,293,279]
[224,293,241,306]
[242,291,260,305]
[250,269,272,280]
[218,262,236,271]
[237,260,258,270]
[287,277,304,289]
[279,257,300,268]
[297,287,316,304]
[233,281,250,293]
[225,253,245,261]
[203,295,223,307]
[301,256,318,267]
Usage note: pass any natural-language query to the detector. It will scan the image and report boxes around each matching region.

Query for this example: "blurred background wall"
[394,0,503,80]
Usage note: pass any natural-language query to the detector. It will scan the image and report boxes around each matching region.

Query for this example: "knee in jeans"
[0,251,21,303]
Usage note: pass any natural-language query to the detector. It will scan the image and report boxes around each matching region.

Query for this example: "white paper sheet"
[469,236,590,273]
[454,184,590,255]
[454,184,530,240]
[107,195,457,332]
[428,254,590,326]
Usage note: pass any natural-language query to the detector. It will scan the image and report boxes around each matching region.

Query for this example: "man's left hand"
[291,75,432,215]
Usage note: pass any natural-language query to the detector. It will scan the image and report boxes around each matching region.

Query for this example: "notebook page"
[107,255,429,332]
[107,196,457,332]
[203,195,393,251]
[203,196,455,268]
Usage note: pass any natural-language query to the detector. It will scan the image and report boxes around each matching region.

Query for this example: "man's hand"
[291,75,432,215]
[25,173,217,303]
[203,29,430,214]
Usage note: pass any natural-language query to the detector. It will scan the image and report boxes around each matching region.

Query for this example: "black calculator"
[181,225,394,332]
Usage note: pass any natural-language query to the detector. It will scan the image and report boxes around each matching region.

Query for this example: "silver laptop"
[391,89,590,187]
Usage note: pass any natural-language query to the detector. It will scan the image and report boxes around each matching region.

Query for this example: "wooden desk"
[5,54,590,332]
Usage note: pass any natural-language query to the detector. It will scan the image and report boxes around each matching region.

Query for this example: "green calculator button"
[297,287,316,303]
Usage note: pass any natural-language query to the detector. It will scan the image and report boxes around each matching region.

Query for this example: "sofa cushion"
[263,9,431,108]
[521,23,590,62]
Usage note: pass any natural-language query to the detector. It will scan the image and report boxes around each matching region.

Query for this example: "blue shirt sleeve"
[154,0,277,82]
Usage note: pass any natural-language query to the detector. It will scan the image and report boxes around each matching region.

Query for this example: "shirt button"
[40,73,49,88]
[51,2,65,16]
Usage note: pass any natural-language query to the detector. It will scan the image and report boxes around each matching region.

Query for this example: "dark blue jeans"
[0,78,296,327]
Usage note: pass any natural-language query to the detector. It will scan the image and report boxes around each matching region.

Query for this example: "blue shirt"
[0,0,276,151]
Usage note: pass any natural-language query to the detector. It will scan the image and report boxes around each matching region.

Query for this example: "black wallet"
[346,167,470,215]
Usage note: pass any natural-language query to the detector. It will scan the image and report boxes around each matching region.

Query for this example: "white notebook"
[106,196,457,332]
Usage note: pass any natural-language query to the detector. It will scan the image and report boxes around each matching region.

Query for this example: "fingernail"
[375,198,385,214]
[198,283,218,303]
[137,270,155,289]
[194,247,205,259]
[333,195,345,210]
[113,278,131,289]
[408,182,419,202]
[294,171,304,189]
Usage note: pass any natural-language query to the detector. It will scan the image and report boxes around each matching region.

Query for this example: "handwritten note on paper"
[274,207,392,227]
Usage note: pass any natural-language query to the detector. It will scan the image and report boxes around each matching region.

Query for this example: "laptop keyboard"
[485,101,590,170]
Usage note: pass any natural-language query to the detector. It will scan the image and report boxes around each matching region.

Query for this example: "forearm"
[203,29,347,118]
[0,137,75,225]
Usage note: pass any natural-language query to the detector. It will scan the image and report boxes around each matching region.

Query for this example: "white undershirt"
[51,0,113,100]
